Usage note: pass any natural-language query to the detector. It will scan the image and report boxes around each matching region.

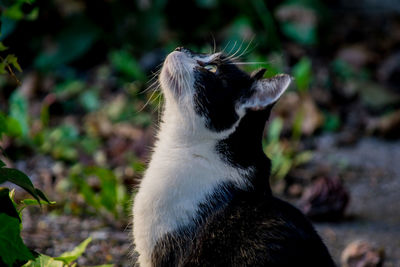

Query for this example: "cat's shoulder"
[186,194,335,266]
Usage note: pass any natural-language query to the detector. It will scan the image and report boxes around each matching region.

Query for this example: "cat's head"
[159,47,291,138]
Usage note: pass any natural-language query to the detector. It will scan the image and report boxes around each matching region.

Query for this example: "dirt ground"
[21,136,400,266]
[311,137,400,266]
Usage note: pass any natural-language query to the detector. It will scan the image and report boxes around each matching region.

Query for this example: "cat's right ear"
[242,74,291,111]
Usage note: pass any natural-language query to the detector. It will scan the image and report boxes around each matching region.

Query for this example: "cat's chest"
[132,144,250,266]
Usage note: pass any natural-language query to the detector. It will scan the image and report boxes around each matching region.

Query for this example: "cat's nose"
[175,47,185,52]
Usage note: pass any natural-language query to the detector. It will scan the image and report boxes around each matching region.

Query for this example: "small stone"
[341,240,384,267]
[299,176,349,221]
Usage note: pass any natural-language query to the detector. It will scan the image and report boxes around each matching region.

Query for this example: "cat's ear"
[243,74,291,111]
[250,68,267,80]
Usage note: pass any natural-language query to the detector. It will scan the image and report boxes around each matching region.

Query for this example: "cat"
[132,47,335,267]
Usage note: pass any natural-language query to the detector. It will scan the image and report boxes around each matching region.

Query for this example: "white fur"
[133,51,251,267]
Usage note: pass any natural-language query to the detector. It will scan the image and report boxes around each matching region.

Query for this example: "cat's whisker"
[143,78,161,94]
[138,84,160,112]
[221,40,231,54]
[212,34,217,54]
[227,62,268,65]
[231,35,256,61]
[226,39,245,61]
[226,41,238,57]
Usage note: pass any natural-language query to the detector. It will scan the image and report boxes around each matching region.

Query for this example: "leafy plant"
[0,0,38,82]
[0,157,51,266]
[70,165,130,219]
[22,237,114,267]
[264,117,312,181]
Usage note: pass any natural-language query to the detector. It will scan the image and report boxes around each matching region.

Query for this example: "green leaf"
[26,7,39,21]
[22,254,64,267]
[293,150,313,166]
[9,91,29,137]
[0,214,34,266]
[0,42,8,51]
[4,54,22,72]
[34,188,51,203]
[0,188,20,221]
[292,57,312,92]
[79,89,100,112]
[109,50,146,81]
[0,113,7,138]
[276,4,318,46]
[267,118,283,143]
[54,237,92,264]
[281,21,317,46]
[5,117,23,137]
[0,168,46,204]
[0,160,5,168]
[20,198,55,206]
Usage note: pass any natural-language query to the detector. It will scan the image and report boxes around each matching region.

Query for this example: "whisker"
[232,35,256,61]
[227,62,268,65]
[138,84,160,112]
[221,40,231,54]
[211,33,217,54]
[226,39,245,60]
[226,41,237,57]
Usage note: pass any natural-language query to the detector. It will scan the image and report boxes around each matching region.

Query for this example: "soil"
[21,136,400,266]
[311,137,400,267]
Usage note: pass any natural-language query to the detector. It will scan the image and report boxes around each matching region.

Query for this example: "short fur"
[133,47,335,267]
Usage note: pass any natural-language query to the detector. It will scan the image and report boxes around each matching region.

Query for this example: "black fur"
[193,55,253,132]
[150,50,335,266]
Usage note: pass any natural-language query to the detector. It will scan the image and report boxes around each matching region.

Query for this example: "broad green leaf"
[34,189,51,203]
[0,160,5,168]
[0,188,20,221]
[0,168,45,204]
[54,237,92,264]
[22,254,64,267]
[6,117,23,137]
[0,214,34,266]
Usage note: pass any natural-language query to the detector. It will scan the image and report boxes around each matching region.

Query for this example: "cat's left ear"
[242,74,292,111]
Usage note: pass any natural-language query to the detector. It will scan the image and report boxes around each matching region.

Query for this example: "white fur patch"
[133,120,251,266]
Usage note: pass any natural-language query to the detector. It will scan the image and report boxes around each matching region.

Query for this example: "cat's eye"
[204,64,217,73]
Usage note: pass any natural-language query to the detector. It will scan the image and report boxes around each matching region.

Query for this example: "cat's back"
[184,194,335,267]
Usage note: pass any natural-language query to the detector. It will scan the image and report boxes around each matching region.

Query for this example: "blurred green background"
[1,0,400,266]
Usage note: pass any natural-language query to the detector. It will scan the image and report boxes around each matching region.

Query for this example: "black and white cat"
[133,47,335,267]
